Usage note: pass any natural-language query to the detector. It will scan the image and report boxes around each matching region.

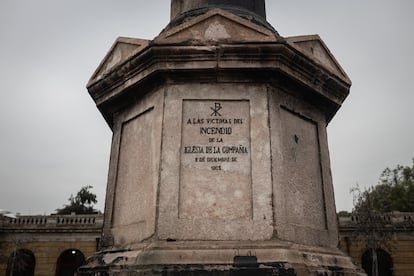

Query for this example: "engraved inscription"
[179,100,252,219]
[210,102,223,116]
[182,101,249,170]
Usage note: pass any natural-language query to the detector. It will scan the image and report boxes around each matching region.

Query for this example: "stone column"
[171,0,266,20]
[79,1,365,275]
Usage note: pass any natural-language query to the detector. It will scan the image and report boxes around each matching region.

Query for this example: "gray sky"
[0,1,413,215]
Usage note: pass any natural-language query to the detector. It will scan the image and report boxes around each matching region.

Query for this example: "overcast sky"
[1,1,413,215]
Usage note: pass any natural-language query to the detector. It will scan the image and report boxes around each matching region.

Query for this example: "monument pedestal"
[80,1,363,275]
[80,241,363,275]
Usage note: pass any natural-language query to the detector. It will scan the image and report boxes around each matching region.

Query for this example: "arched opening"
[6,249,36,276]
[55,249,85,276]
[361,248,393,276]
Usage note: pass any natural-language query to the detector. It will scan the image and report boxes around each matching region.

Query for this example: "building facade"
[0,214,103,275]
[1,212,413,275]
[339,212,414,276]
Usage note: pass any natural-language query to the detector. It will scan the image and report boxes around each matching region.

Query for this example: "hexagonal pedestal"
[80,5,363,276]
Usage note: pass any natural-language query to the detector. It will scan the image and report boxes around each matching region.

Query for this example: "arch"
[361,248,393,276]
[6,248,36,276]
[55,249,85,276]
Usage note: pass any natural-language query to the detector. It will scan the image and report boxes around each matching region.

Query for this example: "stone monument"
[80,0,364,275]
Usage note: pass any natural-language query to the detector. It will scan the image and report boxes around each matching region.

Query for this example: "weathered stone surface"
[155,9,277,45]
[268,88,339,248]
[80,0,361,275]
[170,0,266,21]
[87,41,350,126]
[103,88,164,247]
[88,37,149,86]
[179,100,252,220]
[158,83,273,241]
[79,241,365,275]
[111,108,156,244]
[286,35,351,85]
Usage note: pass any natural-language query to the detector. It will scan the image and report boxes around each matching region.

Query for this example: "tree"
[350,185,395,276]
[353,159,414,213]
[56,185,98,214]
[348,159,414,276]
[351,184,395,246]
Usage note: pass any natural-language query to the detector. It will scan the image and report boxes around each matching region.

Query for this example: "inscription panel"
[280,107,326,231]
[112,109,156,238]
[179,100,252,219]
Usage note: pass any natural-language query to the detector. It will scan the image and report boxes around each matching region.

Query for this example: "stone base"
[78,241,365,275]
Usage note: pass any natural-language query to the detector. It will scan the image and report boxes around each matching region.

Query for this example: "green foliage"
[347,159,414,275]
[56,185,98,215]
[353,159,414,213]
[350,184,395,250]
